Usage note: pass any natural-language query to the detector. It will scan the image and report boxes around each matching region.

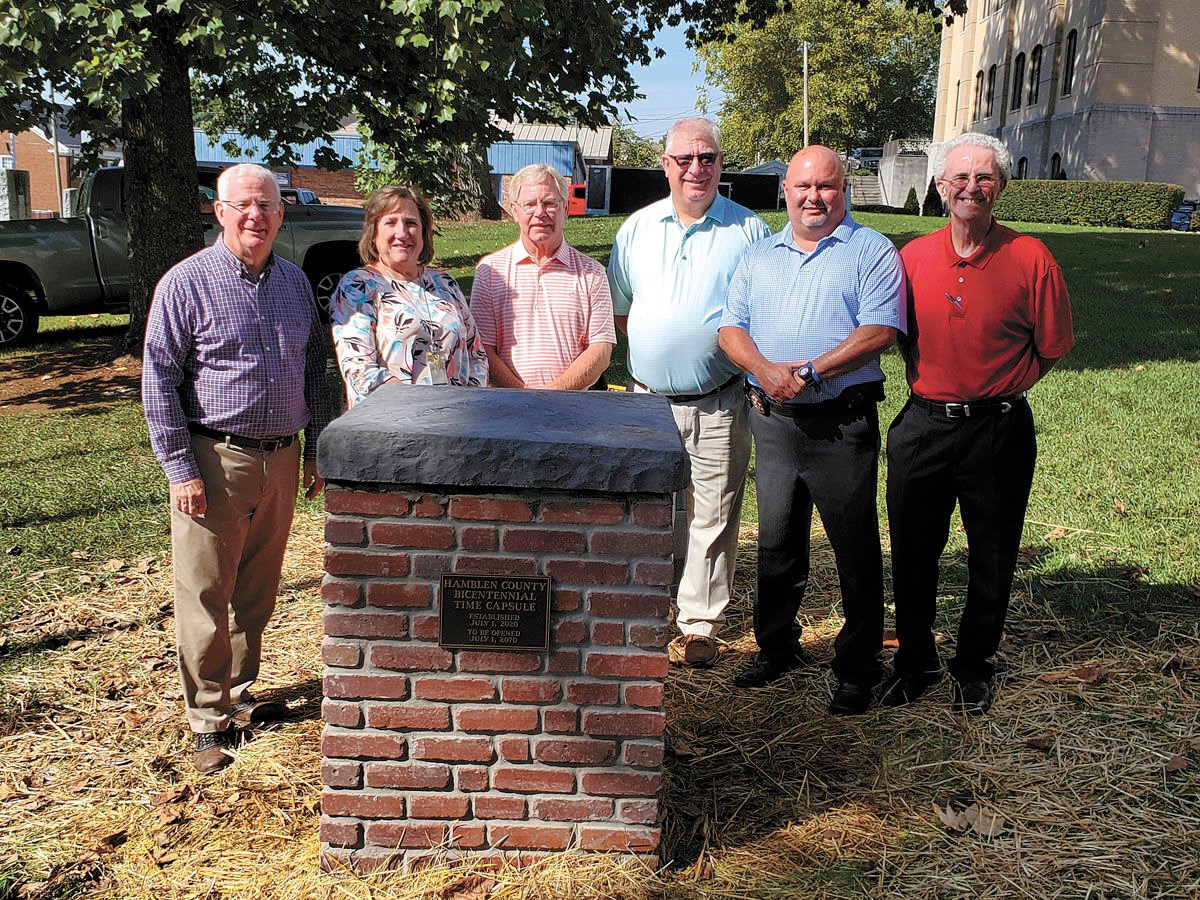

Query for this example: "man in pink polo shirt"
[471,164,616,389]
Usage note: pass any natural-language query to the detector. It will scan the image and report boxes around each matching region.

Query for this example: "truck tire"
[0,285,39,348]
[309,268,346,320]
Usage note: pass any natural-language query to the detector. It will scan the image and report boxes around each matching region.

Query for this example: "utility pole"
[802,42,809,147]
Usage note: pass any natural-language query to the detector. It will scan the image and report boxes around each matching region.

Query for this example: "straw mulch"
[2,511,1198,899]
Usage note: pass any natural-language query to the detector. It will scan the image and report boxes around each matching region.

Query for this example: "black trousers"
[750,399,884,686]
[885,398,1037,683]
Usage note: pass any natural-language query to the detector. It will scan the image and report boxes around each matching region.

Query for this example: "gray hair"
[935,133,1012,184]
[508,164,569,205]
[664,117,721,154]
[216,163,280,201]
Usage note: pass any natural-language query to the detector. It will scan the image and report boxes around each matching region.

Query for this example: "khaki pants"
[172,434,300,733]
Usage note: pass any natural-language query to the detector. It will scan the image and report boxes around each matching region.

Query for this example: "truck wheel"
[309,269,345,319]
[0,286,39,348]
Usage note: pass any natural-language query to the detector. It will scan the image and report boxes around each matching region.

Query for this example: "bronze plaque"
[438,574,552,652]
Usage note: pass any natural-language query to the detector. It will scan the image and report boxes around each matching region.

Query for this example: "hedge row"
[994,180,1185,230]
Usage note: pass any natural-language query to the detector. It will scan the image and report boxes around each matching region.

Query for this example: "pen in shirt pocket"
[945,291,963,309]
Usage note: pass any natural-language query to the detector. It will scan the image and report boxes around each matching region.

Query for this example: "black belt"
[662,373,742,403]
[750,381,883,418]
[188,423,297,452]
[910,394,1025,419]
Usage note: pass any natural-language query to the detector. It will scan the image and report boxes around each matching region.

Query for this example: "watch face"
[796,365,812,382]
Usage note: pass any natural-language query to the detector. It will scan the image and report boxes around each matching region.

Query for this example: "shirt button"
[958,276,964,283]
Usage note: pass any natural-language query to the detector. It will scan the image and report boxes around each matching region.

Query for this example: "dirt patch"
[0,328,140,416]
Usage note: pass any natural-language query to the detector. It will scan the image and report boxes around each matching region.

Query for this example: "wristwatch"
[795,364,823,392]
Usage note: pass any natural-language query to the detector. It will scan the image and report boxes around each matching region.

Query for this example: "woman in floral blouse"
[331,185,489,406]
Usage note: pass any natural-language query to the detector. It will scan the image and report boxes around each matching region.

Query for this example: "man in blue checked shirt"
[143,164,334,774]
[718,145,905,715]
[608,118,772,670]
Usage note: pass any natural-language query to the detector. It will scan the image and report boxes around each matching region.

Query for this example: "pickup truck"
[0,166,364,347]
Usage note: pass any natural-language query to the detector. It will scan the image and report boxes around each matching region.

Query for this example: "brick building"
[933,0,1200,195]
[0,117,79,216]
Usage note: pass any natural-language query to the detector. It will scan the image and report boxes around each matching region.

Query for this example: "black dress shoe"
[829,681,874,716]
[951,679,994,716]
[879,669,942,707]
[733,650,807,688]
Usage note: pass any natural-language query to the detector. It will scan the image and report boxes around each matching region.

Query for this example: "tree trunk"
[121,13,202,356]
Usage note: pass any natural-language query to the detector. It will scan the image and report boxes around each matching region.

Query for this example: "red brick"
[585,651,669,680]
[632,501,672,527]
[409,614,440,641]
[566,681,620,705]
[582,709,666,738]
[365,581,432,608]
[501,528,585,553]
[487,823,573,851]
[623,742,664,768]
[321,577,362,607]
[544,560,627,585]
[366,762,451,789]
[498,737,530,761]
[370,522,455,549]
[533,738,616,766]
[580,770,663,797]
[628,623,673,649]
[321,729,408,760]
[552,619,586,644]
[325,490,409,517]
[321,640,362,668]
[321,789,406,819]
[540,500,626,524]
[367,821,486,849]
[548,649,580,673]
[634,561,674,586]
[457,766,489,791]
[412,554,452,577]
[324,673,409,701]
[500,678,562,704]
[460,526,497,551]
[371,644,454,672]
[322,699,363,728]
[474,795,527,820]
[410,794,470,819]
[532,797,615,821]
[542,708,577,733]
[449,497,533,522]
[413,676,497,702]
[411,736,495,763]
[455,555,538,576]
[457,650,541,674]
[624,683,665,709]
[325,516,366,546]
[322,760,362,788]
[590,622,624,645]
[552,589,581,611]
[492,766,575,794]
[456,706,539,734]
[589,529,673,557]
[366,703,451,731]
[412,496,447,518]
[588,591,670,618]
[325,550,409,578]
[578,826,660,853]
[619,799,659,825]
[325,611,409,640]
[319,817,362,847]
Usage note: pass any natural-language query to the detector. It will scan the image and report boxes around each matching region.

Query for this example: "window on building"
[1016,157,1028,179]
[974,70,985,120]
[1062,29,1078,96]
[986,65,997,117]
[1050,152,1063,178]
[1011,53,1026,110]
[1029,44,1043,105]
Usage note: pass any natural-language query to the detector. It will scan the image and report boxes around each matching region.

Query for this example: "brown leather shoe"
[193,729,237,775]
[231,698,288,727]
[682,635,720,668]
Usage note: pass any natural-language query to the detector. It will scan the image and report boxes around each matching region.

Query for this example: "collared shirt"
[721,213,906,404]
[142,238,334,484]
[607,194,772,395]
[471,240,615,388]
[331,266,488,406]
[899,221,1073,401]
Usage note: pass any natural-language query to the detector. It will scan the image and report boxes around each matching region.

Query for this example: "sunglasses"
[665,152,719,169]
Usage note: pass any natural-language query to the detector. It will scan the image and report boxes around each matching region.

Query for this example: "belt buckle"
[944,402,968,419]
[999,401,1013,414]
[260,437,282,452]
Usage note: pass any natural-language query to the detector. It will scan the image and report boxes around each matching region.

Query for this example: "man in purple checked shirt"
[143,163,334,775]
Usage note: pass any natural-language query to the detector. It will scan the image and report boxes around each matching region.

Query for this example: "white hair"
[217,163,280,201]
[664,117,721,154]
[935,133,1012,183]
[508,163,569,204]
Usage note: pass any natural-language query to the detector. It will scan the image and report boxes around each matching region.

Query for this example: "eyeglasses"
[941,173,999,189]
[218,199,281,214]
[517,198,562,214]
[665,152,718,169]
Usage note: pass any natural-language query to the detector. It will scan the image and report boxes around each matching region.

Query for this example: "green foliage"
[612,122,662,168]
[698,0,940,162]
[995,180,1185,230]
[903,186,919,215]
[921,176,942,216]
[353,137,498,220]
[1191,206,1200,232]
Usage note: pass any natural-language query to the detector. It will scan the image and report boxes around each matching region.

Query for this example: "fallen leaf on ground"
[1040,665,1109,685]
[1043,526,1067,540]
[152,785,193,806]
[71,550,90,559]
[934,801,1010,838]
[1166,755,1189,773]
[1113,498,1128,515]
[440,874,495,900]
[1025,736,1054,751]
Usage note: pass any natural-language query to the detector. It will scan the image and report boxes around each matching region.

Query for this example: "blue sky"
[619,24,725,141]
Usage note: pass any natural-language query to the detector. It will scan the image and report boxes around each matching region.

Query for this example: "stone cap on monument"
[317,385,690,494]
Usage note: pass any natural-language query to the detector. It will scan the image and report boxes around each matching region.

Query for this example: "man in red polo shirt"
[883,133,1074,716]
